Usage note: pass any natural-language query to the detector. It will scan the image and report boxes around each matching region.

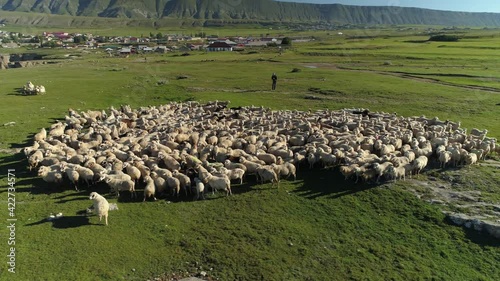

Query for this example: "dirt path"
[301,63,500,94]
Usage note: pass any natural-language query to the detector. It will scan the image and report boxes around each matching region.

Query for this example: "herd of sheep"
[23,101,497,224]
[22,81,46,95]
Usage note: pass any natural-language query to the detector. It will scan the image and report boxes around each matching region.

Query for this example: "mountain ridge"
[1,0,500,27]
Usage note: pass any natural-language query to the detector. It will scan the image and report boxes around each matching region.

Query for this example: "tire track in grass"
[301,63,500,94]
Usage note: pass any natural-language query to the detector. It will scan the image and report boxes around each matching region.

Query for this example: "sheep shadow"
[0,152,27,177]
[292,166,376,200]
[6,87,31,96]
[25,216,94,229]
[54,192,90,204]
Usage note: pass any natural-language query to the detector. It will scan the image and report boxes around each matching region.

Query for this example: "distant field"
[0,27,499,281]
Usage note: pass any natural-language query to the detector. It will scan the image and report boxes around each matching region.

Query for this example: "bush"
[428,34,460,42]
[281,37,292,46]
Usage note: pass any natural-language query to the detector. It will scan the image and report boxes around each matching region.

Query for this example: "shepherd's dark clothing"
[271,74,278,90]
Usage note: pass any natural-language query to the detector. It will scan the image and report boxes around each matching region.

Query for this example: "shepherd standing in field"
[271,73,278,90]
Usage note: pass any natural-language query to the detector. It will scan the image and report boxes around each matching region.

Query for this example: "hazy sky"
[278,0,500,13]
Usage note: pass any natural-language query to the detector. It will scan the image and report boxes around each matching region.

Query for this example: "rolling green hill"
[0,0,500,27]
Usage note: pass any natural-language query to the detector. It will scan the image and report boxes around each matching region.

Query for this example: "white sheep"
[75,165,95,187]
[150,171,168,195]
[193,177,205,200]
[339,164,358,181]
[238,157,261,177]
[37,166,64,185]
[438,151,452,168]
[63,166,80,191]
[28,150,44,171]
[197,164,231,195]
[34,128,47,142]
[166,176,181,197]
[465,153,478,166]
[385,164,407,181]
[224,159,247,172]
[411,156,428,176]
[256,166,279,187]
[270,162,296,181]
[104,176,136,199]
[219,167,245,184]
[172,170,192,196]
[123,162,142,183]
[256,151,277,165]
[143,175,157,202]
[372,162,393,183]
[159,153,181,171]
[36,85,46,95]
[89,192,110,226]
[150,164,173,180]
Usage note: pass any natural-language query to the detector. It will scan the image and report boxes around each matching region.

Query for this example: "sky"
[278,0,500,13]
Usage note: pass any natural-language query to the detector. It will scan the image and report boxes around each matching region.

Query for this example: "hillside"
[0,0,500,27]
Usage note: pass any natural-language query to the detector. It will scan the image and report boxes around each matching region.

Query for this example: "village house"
[155,46,169,53]
[119,47,133,56]
[206,41,233,52]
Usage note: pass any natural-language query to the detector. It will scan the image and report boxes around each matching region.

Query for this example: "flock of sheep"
[22,81,46,95]
[23,101,497,225]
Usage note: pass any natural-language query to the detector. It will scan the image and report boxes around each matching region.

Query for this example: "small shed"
[119,48,132,56]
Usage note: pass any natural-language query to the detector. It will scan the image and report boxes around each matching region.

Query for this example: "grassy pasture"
[0,27,499,280]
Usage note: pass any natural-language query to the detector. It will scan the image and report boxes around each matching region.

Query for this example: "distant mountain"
[1,0,500,26]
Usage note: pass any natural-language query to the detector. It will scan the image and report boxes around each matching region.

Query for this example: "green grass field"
[0,26,499,281]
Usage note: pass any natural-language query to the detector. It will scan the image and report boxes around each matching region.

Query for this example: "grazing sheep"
[28,150,44,171]
[193,177,205,200]
[256,151,277,165]
[75,166,95,187]
[339,164,358,181]
[150,171,168,196]
[372,162,393,183]
[23,141,40,159]
[34,128,47,142]
[391,156,410,168]
[166,176,181,197]
[89,192,110,226]
[219,167,245,184]
[104,176,136,199]
[159,153,181,171]
[150,164,173,179]
[197,164,231,195]
[63,166,80,191]
[386,164,407,181]
[49,124,66,138]
[411,156,428,176]
[224,159,247,172]
[256,166,279,187]
[316,148,337,168]
[37,166,64,185]
[172,170,192,196]
[36,85,46,95]
[143,176,157,202]
[239,157,261,177]
[465,153,478,166]
[438,151,452,168]
[270,162,296,181]
[123,162,142,183]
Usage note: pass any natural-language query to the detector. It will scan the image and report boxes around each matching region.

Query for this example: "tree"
[281,37,292,46]
[73,35,88,44]
[156,32,163,39]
